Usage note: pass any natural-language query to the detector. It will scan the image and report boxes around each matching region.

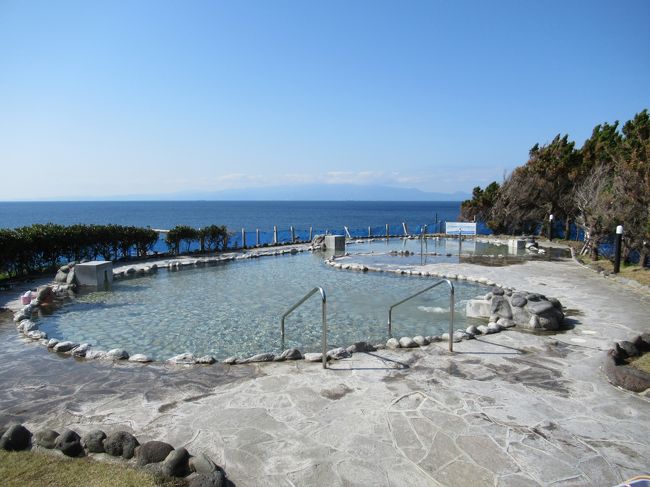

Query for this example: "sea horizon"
[0,200,464,233]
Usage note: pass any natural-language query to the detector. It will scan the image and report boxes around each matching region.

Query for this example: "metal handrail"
[281,287,328,368]
[388,279,455,352]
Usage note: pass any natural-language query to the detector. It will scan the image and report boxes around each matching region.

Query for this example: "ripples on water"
[38,248,486,360]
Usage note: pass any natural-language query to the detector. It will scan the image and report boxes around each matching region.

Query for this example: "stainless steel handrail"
[387,279,455,352]
[281,287,328,368]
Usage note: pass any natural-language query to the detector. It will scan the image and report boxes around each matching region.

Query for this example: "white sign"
[445,222,477,235]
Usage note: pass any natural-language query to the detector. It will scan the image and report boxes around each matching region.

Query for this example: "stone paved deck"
[1,250,649,486]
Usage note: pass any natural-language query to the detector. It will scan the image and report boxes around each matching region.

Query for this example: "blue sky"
[0,0,648,200]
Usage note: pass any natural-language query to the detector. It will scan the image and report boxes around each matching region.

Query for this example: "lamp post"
[548,214,554,241]
[614,225,623,273]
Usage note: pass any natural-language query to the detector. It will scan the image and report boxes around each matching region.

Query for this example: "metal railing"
[387,279,456,352]
[281,287,328,368]
[149,221,458,254]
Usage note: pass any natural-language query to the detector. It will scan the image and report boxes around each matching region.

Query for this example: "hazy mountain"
[141,184,469,201]
[24,184,470,202]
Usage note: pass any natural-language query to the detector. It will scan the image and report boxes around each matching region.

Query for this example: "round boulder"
[105,349,129,360]
[20,320,39,333]
[304,352,326,362]
[129,354,153,363]
[526,293,545,302]
[327,347,352,360]
[278,348,302,360]
[386,338,400,349]
[71,343,91,357]
[82,430,106,453]
[168,353,196,365]
[104,431,139,459]
[162,447,190,477]
[413,335,429,346]
[53,341,79,353]
[465,325,479,336]
[196,356,216,364]
[347,341,375,353]
[510,295,527,308]
[136,440,175,466]
[487,322,503,333]
[0,424,32,451]
[617,341,639,359]
[55,429,83,457]
[490,296,513,319]
[497,318,515,328]
[399,337,418,348]
[189,453,219,474]
[34,429,59,449]
[453,331,469,341]
[188,471,225,487]
[240,353,275,363]
[85,350,107,360]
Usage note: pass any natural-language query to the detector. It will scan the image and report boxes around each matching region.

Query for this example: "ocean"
[0,201,463,235]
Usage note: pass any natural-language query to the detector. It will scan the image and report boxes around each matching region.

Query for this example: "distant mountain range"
[61,184,470,202]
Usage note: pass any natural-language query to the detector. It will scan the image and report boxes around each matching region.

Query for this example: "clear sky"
[1,0,648,200]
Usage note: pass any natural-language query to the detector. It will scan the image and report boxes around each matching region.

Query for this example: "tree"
[574,164,615,259]
[489,166,548,234]
[200,225,228,252]
[581,122,622,170]
[615,110,650,266]
[165,226,199,254]
[486,135,582,237]
[460,182,500,224]
[525,134,583,237]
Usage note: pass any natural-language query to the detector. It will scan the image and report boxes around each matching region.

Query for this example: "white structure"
[75,261,113,290]
[508,239,526,253]
[445,222,477,236]
[323,235,346,253]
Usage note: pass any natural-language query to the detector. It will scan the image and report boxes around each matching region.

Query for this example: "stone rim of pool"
[10,239,567,366]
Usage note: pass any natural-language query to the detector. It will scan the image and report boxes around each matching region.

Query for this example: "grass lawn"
[0,450,186,487]
[577,255,650,287]
[562,240,650,287]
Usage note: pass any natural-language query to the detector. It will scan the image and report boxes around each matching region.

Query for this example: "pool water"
[346,237,570,266]
[348,237,512,256]
[38,250,486,360]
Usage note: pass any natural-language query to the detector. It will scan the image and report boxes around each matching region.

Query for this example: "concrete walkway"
[1,252,649,486]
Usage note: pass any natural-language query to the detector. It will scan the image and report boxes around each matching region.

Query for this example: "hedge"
[0,224,159,278]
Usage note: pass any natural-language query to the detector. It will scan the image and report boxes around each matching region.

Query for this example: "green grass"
[576,254,650,287]
[0,450,186,487]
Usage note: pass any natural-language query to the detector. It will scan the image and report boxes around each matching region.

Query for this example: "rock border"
[325,256,501,286]
[603,333,650,393]
[0,421,227,487]
[10,240,567,368]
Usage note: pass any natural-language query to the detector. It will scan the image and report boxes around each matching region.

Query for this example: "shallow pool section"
[39,252,486,360]
[345,237,570,266]
[348,237,512,256]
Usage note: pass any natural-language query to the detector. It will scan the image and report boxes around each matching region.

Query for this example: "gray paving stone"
[507,442,580,484]
[1,247,649,486]
[417,431,461,474]
[456,435,519,474]
[497,473,542,487]
[434,459,494,487]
